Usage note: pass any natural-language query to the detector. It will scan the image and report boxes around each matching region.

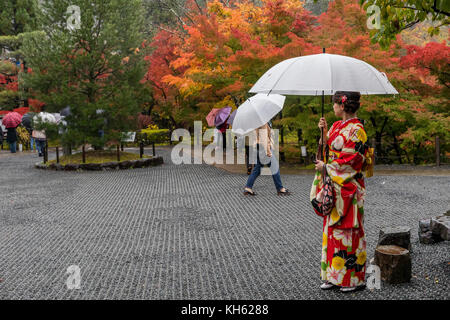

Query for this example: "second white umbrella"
[33,112,57,124]
[231,93,286,136]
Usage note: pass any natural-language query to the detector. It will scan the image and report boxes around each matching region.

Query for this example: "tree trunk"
[374,245,411,284]
[23,60,29,108]
[392,133,402,164]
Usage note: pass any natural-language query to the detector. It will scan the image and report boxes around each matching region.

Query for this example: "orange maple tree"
[144,0,449,163]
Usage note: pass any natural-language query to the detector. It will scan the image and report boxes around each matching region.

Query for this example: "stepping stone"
[374,245,411,284]
[431,215,450,241]
[378,226,411,251]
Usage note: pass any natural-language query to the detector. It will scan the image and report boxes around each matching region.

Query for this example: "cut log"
[378,226,411,251]
[374,245,411,284]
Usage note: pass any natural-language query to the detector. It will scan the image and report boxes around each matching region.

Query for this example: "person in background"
[6,126,18,153]
[217,121,229,151]
[26,125,36,152]
[32,128,47,157]
[244,121,290,196]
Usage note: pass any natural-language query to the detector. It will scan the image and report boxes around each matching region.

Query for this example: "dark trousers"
[245,144,283,191]
[9,141,17,153]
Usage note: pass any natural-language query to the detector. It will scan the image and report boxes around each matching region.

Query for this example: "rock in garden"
[80,163,102,171]
[101,162,118,170]
[132,159,146,168]
[419,230,436,244]
[374,245,411,284]
[378,226,411,251]
[419,219,431,232]
[152,156,164,166]
[418,218,442,244]
[431,215,450,241]
[142,158,154,167]
[119,160,132,169]
[48,163,63,171]
[64,164,79,171]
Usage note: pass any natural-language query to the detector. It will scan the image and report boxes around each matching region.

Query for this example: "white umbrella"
[33,112,57,124]
[249,53,398,96]
[52,113,62,124]
[231,94,286,136]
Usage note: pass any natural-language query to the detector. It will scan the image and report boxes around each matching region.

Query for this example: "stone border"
[34,156,164,171]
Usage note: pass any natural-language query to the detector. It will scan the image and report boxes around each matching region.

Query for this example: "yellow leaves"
[170,54,194,69]
[213,96,234,110]
[207,0,231,18]
[162,74,211,97]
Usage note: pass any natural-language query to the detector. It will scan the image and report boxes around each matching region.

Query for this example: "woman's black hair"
[332,91,361,114]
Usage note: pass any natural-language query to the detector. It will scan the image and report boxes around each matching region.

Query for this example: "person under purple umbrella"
[215,106,232,150]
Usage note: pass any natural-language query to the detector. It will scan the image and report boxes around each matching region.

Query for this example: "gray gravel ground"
[0,147,449,300]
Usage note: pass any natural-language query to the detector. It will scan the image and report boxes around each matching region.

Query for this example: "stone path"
[0,147,449,299]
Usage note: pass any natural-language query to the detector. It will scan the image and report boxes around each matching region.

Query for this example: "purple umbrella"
[227,109,237,126]
[214,106,232,127]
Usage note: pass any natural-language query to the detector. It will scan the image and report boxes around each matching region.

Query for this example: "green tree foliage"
[21,0,149,149]
[0,60,20,110]
[0,0,41,55]
[361,0,450,48]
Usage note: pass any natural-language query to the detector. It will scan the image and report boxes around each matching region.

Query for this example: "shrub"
[16,126,30,147]
[140,125,170,144]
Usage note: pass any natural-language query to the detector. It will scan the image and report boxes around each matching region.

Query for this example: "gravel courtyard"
[0,147,449,300]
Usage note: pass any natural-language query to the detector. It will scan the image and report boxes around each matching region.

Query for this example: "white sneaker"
[340,285,365,293]
[320,282,335,290]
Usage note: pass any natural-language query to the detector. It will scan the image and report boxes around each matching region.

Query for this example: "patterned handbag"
[311,167,334,216]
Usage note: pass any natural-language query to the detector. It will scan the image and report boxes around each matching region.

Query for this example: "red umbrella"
[206,108,220,127]
[2,112,23,128]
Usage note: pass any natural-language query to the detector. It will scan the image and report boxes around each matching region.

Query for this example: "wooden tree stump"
[374,245,411,284]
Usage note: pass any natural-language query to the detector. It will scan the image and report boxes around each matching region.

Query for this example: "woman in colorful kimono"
[311,91,373,293]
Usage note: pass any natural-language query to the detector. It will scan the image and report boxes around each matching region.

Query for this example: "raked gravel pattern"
[0,147,449,300]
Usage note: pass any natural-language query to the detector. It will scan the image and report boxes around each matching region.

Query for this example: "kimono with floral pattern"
[310,118,370,287]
